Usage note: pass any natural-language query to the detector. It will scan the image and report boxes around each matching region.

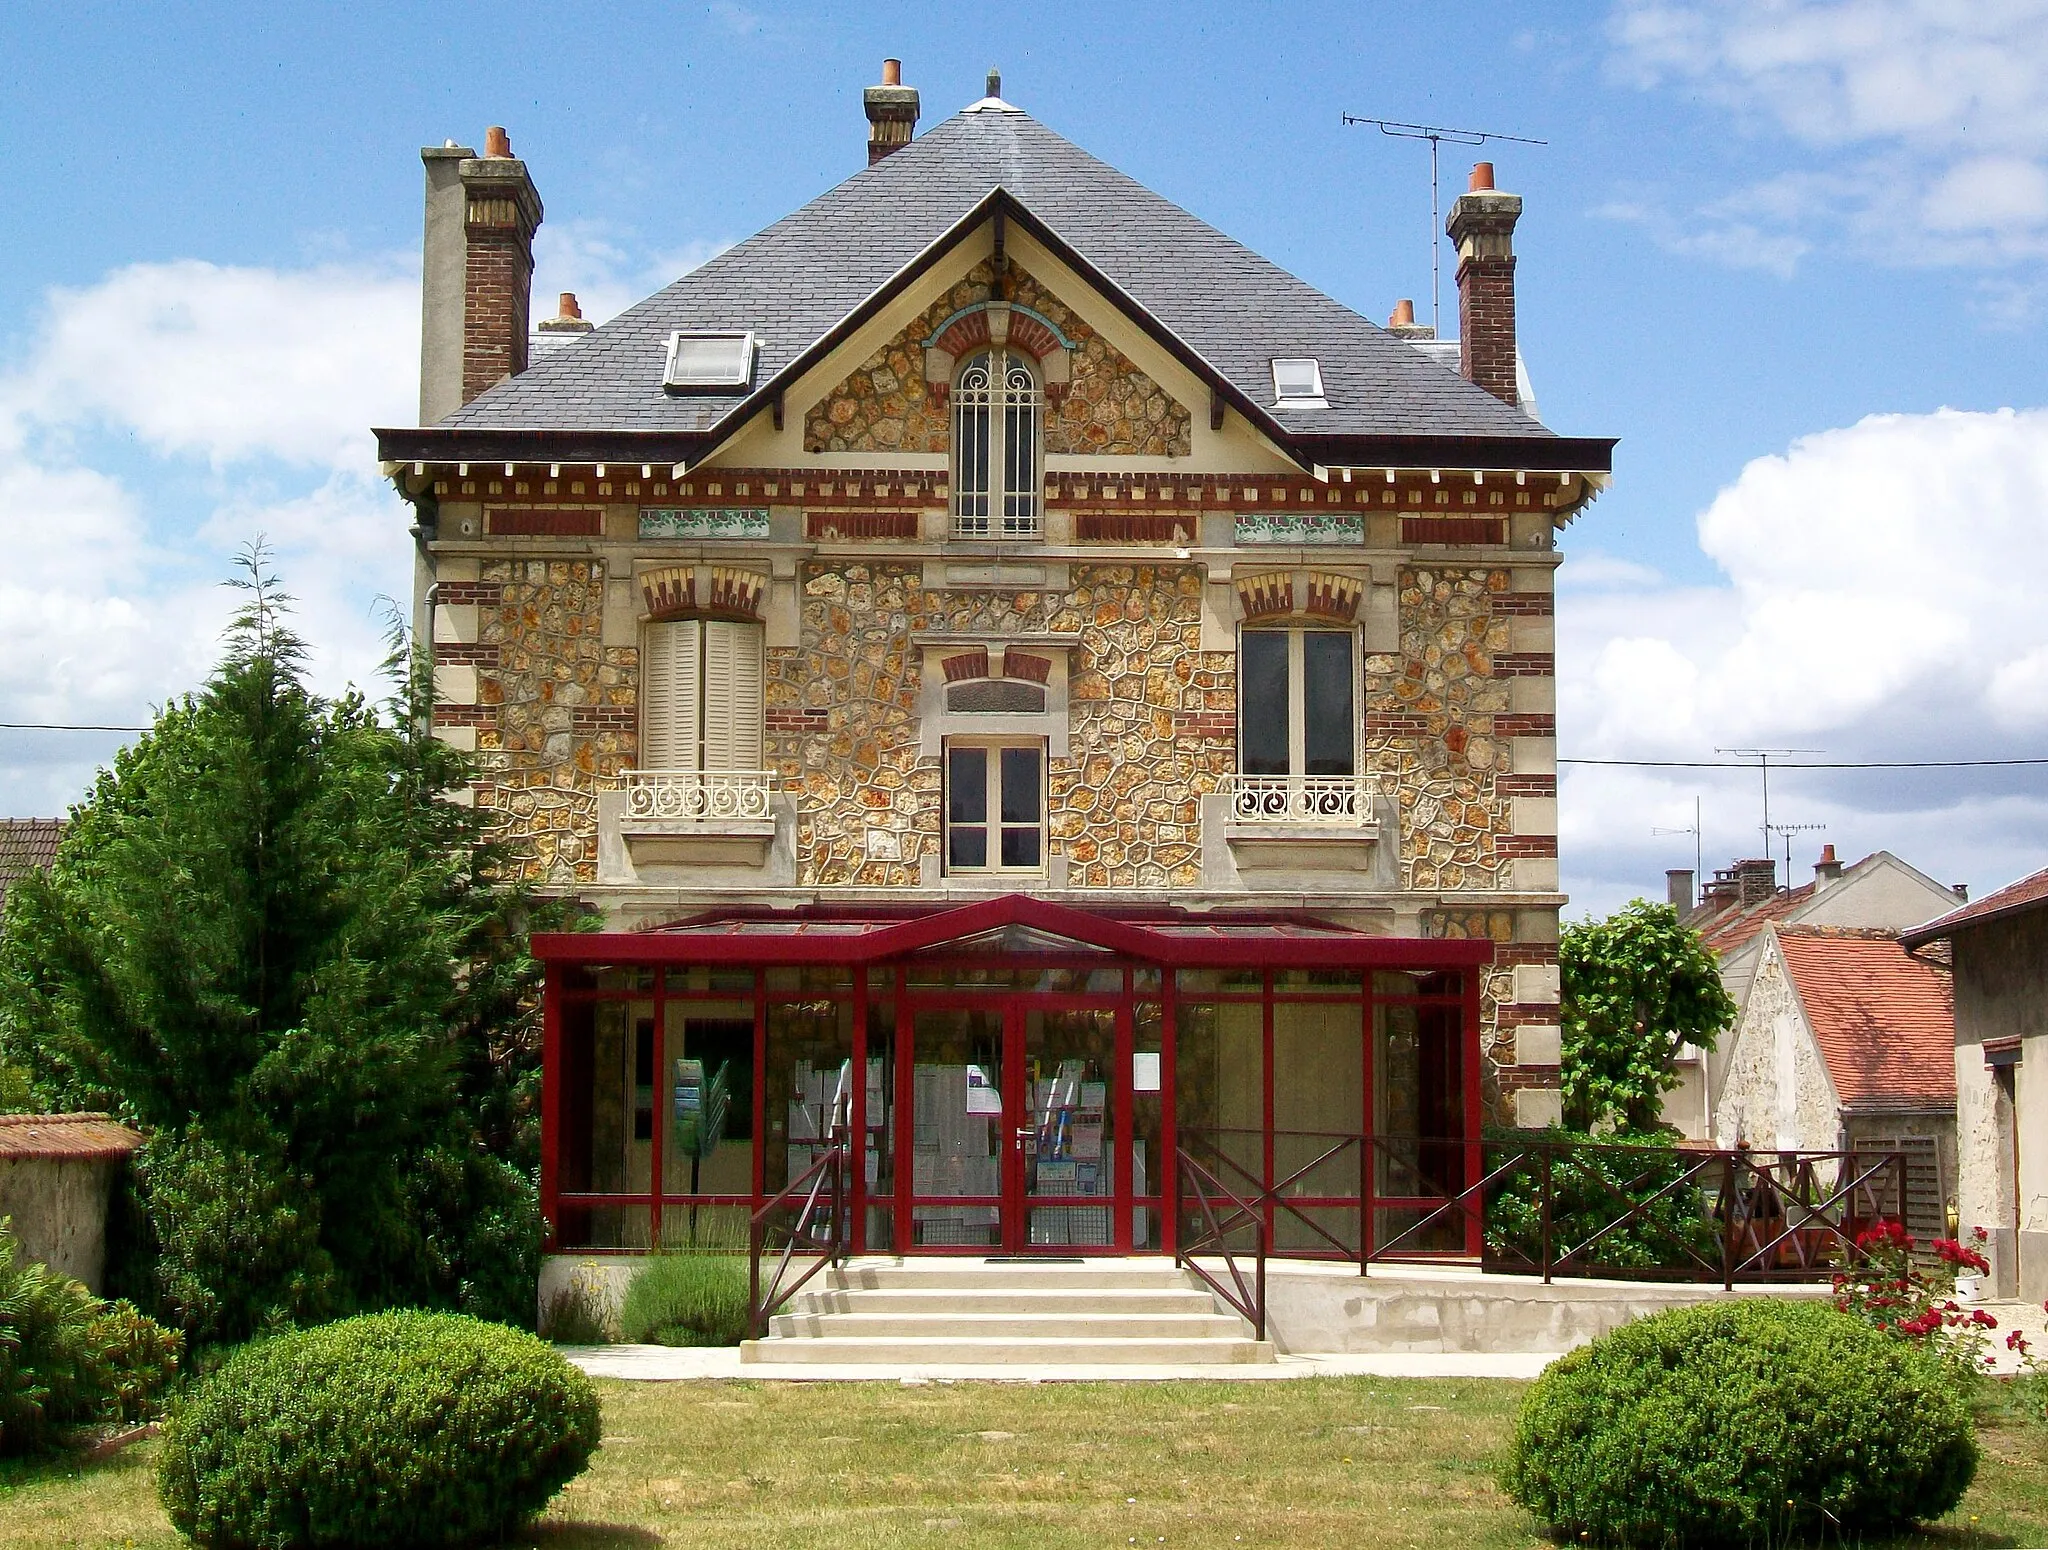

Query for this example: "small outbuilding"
[0,1112,144,1292]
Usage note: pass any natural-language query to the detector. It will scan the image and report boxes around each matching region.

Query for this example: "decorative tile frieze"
[1233,511,1365,545]
[638,506,770,540]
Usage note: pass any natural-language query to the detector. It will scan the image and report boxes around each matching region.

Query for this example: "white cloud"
[0,260,419,817]
[532,224,729,328]
[1606,0,2048,270]
[1561,405,2048,913]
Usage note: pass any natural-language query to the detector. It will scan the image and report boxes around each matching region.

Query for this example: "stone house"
[1660,846,1967,1141]
[1903,866,2048,1300]
[373,65,1615,1260]
[1711,925,1955,1237]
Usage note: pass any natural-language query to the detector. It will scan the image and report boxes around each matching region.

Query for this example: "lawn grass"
[3,1375,2046,1549]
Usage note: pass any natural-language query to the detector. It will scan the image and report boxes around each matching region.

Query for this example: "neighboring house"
[1711,925,1955,1237]
[0,1113,143,1292]
[1902,865,2048,1300]
[1659,846,1966,1141]
[0,818,64,918]
[372,65,1616,1260]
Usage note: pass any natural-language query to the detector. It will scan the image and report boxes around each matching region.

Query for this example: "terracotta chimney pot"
[559,292,581,320]
[485,125,512,158]
[1469,161,1495,191]
[882,57,901,85]
[1390,298,1415,327]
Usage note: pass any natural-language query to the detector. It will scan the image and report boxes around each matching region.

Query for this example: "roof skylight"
[1271,357,1327,408]
[664,330,758,391]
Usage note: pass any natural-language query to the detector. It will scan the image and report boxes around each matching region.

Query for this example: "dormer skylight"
[1271,357,1327,409]
[664,330,758,391]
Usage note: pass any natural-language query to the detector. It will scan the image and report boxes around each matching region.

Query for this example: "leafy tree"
[1559,900,1736,1134]
[0,549,574,1344]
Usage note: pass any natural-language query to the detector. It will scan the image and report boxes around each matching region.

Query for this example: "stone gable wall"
[802,260,1192,458]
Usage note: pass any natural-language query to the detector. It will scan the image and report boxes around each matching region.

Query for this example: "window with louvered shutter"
[640,621,701,769]
[700,621,764,770]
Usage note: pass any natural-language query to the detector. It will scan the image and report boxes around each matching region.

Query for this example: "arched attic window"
[952,349,1041,539]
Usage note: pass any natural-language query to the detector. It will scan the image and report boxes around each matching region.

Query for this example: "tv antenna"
[1341,115,1547,336]
[1651,794,1704,884]
[1767,822,1828,880]
[1717,748,1822,858]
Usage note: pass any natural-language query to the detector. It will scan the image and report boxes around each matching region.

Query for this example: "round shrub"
[1501,1298,1976,1548]
[156,1311,601,1548]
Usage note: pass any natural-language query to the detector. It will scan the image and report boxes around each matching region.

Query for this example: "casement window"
[944,739,1045,872]
[1238,627,1355,778]
[640,620,765,770]
[952,349,1041,538]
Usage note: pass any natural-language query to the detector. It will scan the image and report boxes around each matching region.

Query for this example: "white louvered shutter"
[640,621,702,769]
[701,622,764,770]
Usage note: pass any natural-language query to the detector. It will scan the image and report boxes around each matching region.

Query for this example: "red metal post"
[539,965,562,1253]
[1462,967,1485,1259]
[850,968,868,1256]
[1160,988,1179,1260]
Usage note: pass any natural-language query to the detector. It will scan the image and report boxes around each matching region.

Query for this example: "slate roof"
[381,102,1614,472]
[1901,862,2048,948]
[0,818,63,914]
[1773,927,1955,1111]
[0,1113,143,1161]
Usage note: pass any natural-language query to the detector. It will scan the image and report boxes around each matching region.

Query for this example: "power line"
[1561,756,2048,769]
[0,722,152,732]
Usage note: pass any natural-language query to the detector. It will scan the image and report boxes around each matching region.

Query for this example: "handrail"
[1175,1128,1912,1286]
[746,1127,849,1339]
[1173,1148,1267,1341]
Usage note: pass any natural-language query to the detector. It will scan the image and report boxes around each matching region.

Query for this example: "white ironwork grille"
[952,349,1040,538]
[623,769,776,822]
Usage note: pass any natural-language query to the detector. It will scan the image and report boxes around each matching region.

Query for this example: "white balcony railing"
[1222,773,1379,827]
[622,769,777,823]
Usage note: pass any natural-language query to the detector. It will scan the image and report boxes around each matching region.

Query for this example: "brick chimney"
[1734,857,1777,906]
[418,127,544,424]
[864,58,919,164]
[1445,162,1521,407]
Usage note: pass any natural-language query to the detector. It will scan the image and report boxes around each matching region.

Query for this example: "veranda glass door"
[905,998,1126,1253]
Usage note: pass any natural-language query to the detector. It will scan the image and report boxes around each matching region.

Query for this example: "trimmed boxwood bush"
[156,1311,600,1548]
[1501,1298,1976,1547]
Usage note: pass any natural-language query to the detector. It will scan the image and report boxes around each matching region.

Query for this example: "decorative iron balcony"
[622,769,777,822]
[1221,773,1380,826]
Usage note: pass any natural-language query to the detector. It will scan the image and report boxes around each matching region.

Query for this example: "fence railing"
[1220,773,1379,826]
[622,768,777,822]
[1173,1149,1268,1340]
[1175,1129,1909,1286]
[746,1131,849,1338]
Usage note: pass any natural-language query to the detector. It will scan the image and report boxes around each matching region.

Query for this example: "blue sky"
[2,0,2045,912]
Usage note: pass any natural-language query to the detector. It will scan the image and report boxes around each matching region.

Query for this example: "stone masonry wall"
[803,260,1192,458]
[1369,567,1514,894]
[470,559,637,884]
[769,562,1225,887]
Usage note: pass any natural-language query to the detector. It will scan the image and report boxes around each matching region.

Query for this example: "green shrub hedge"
[0,1220,181,1454]
[617,1251,749,1346]
[157,1311,600,1548]
[1500,1298,1976,1547]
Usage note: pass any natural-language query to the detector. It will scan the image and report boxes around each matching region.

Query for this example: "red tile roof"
[1773,927,1954,1111]
[1900,863,2048,948]
[0,1112,143,1161]
[1694,882,1814,956]
[0,818,64,912]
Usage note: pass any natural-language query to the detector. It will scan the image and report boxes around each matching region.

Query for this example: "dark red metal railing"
[1175,1130,1910,1286]
[746,1129,851,1338]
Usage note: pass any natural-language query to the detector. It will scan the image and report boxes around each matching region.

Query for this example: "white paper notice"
[1133,1052,1162,1092]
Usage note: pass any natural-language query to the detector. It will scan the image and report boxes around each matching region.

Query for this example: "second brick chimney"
[864,59,920,165]
[418,126,544,424]
[1445,162,1521,408]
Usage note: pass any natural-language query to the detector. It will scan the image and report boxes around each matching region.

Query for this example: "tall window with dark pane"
[945,742,1044,872]
[1239,628,1356,778]
[952,349,1041,538]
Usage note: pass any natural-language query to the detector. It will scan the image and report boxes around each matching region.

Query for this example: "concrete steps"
[741,1257,1274,1366]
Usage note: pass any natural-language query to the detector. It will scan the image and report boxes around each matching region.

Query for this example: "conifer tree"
[0,549,573,1343]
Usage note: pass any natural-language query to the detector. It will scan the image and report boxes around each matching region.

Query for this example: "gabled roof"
[0,818,63,913]
[378,104,1615,475]
[1772,927,1954,1111]
[1901,862,2048,948]
[1696,881,1813,958]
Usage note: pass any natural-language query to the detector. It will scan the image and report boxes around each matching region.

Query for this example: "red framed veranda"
[532,894,1493,1261]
